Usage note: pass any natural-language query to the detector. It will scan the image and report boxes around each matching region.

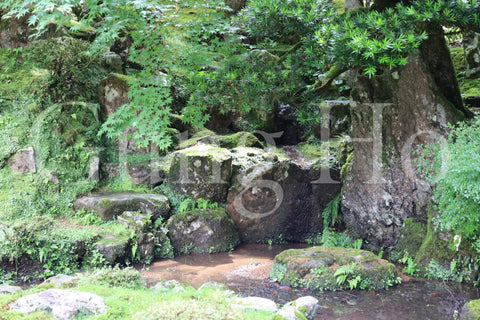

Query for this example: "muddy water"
[140,244,479,320]
[141,244,306,288]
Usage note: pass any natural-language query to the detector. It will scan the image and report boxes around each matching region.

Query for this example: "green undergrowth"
[0,214,141,280]
[0,47,48,100]
[450,45,480,98]
[0,267,273,320]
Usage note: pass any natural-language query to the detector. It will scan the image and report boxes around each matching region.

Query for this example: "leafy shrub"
[24,37,107,102]
[83,265,146,289]
[0,101,34,163]
[0,216,101,274]
[417,117,480,253]
[425,260,471,283]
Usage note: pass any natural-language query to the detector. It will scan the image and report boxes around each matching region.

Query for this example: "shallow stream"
[140,244,479,320]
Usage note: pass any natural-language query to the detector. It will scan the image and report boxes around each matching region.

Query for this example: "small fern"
[322,194,341,229]
[334,262,357,286]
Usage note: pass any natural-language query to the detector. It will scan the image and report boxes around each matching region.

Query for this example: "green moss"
[100,199,115,209]
[463,299,480,320]
[333,0,345,13]
[177,129,215,149]
[340,152,353,181]
[451,46,480,98]
[298,140,349,168]
[450,46,466,75]
[461,78,480,97]
[218,132,263,149]
[394,218,427,257]
[0,48,48,100]
[414,204,456,266]
[103,72,130,88]
[0,272,273,320]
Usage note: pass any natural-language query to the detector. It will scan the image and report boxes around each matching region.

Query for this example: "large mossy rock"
[166,208,240,254]
[461,299,480,320]
[75,193,170,221]
[270,247,399,291]
[226,147,341,243]
[168,145,233,203]
[117,211,154,261]
[94,235,129,265]
[342,34,466,248]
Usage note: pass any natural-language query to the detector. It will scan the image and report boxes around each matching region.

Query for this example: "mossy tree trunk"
[341,17,468,248]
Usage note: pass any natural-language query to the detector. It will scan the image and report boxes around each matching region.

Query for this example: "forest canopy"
[1,0,479,149]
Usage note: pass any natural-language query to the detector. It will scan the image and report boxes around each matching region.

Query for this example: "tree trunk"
[341,26,466,248]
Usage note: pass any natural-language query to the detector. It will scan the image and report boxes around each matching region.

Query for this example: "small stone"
[9,289,107,320]
[168,145,233,203]
[49,171,59,184]
[153,280,185,292]
[0,285,22,294]
[276,296,319,320]
[7,146,36,174]
[43,274,78,288]
[166,208,240,254]
[88,156,100,182]
[232,296,278,313]
[102,51,123,73]
[199,281,229,292]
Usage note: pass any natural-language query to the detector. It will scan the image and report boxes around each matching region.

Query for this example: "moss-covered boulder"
[166,208,240,254]
[461,299,480,320]
[117,211,154,261]
[75,193,170,221]
[270,247,399,291]
[168,145,233,203]
[94,235,129,265]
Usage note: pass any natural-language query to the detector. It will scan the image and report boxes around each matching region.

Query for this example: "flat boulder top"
[173,144,233,160]
[77,192,168,202]
[274,246,383,267]
[75,192,170,221]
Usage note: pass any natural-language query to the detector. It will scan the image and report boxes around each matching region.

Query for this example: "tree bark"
[341,21,467,248]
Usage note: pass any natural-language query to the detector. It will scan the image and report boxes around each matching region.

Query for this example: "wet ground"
[140,244,479,320]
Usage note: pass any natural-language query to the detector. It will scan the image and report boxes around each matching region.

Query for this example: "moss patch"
[414,205,456,266]
[394,218,427,257]
[462,299,480,320]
